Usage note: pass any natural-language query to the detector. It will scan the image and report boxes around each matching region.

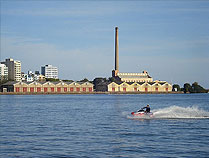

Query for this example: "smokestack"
[115,27,119,71]
[112,27,119,77]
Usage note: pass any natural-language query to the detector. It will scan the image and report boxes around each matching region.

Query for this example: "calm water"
[0,94,209,158]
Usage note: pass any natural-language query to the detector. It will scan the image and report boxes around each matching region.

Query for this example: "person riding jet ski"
[140,104,151,113]
[132,104,153,117]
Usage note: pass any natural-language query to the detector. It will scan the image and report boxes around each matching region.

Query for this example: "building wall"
[1,58,21,81]
[14,60,21,81]
[3,81,172,93]
[108,81,172,92]
[80,82,93,92]
[55,82,69,93]
[12,81,94,93]
[117,71,153,82]
[14,82,28,93]
[42,82,56,93]
[0,64,8,80]
[120,77,153,82]
[41,65,58,79]
[27,82,43,93]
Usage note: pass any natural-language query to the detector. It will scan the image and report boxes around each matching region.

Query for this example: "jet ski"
[131,109,153,117]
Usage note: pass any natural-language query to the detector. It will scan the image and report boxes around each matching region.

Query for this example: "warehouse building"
[110,27,172,92]
[1,81,94,93]
[107,81,172,92]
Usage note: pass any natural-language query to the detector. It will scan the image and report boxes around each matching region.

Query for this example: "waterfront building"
[22,70,45,82]
[26,75,34,82]
[110,27,171,91]
[107,81,172,92]
[41,65,58,79]
[0,63,8,80]
[21,71,33,82]
[37,74,46,82]
[0,81,94,93]
[117,71,153,82]
[112,27,153,82]
[35,71,40,75]
[21,72,26,81]
[1,58,21,81]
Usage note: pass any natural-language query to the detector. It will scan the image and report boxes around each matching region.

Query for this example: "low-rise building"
[107,81,172,92]
[110,27,172,92]
[37,74,46,82]
[1,81,94,93]
[116,71,153,82]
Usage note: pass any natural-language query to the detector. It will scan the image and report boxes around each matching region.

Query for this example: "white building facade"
[108,81,172,93]
[41,65,58,79]
[1,58,21,81]
[117,71,153,82]
[0,64,8,80]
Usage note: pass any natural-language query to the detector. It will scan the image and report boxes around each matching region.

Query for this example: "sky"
[1,0,209,88]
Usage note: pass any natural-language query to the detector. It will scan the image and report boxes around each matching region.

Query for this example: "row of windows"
[111,87,169,92]
[45,72,57,74]
[15,87,93,93]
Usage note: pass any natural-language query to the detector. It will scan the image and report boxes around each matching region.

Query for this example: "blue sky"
[1,0,209,88]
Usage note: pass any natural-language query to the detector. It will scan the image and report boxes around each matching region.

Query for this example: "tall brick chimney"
[115,27,119,71]
[112,27,119,77]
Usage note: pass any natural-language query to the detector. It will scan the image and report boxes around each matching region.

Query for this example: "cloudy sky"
[1,0,209,88]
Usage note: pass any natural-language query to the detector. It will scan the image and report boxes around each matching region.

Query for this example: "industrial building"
[1,81,94,93]
[108,81,172,92]
[109,27,172,92]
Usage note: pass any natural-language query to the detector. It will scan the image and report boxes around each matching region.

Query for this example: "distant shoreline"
[0,91,185,95]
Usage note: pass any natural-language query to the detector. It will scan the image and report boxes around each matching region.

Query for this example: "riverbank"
[0,91,184,95]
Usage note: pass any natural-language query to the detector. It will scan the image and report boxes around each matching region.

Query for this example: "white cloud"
[119,37,209,57]
[1,2,123,17]
[1,36,113,80]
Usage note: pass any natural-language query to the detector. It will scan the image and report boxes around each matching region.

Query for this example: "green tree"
[0,77,10,86]
[93,78,107,85]
[108,77,116,82]
[62,79,74,82]
[46,78,60,82]
[79,78,89,82]
[183,83,193,93]
[172,84,181,91]
[93,77,108,92]
[192,82,207,93]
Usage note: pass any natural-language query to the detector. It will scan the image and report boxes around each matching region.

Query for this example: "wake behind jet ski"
[131,105,153,117]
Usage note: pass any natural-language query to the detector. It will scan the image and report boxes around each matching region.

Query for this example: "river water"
[0,94,209,158]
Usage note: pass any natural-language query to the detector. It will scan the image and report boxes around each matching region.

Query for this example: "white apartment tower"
[0,63,8,80]
[41,65,58,79]
[1,58,21,81]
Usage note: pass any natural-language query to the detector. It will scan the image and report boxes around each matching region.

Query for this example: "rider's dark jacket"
[142,106,150,113]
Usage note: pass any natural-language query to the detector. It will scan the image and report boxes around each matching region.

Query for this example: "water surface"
[0,94,209,157]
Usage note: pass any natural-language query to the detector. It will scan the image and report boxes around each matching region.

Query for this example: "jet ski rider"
[142,104,151,113]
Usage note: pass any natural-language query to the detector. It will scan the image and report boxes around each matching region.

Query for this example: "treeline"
[173,82,208,93]
[0,79,11,85]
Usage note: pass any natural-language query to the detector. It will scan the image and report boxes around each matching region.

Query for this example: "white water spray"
[127,106,209,119]
[153,106,209,119]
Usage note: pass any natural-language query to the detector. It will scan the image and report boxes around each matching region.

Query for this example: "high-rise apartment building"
[0,63,8,80]
[1,58,21,81]
[41,65,58,79]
